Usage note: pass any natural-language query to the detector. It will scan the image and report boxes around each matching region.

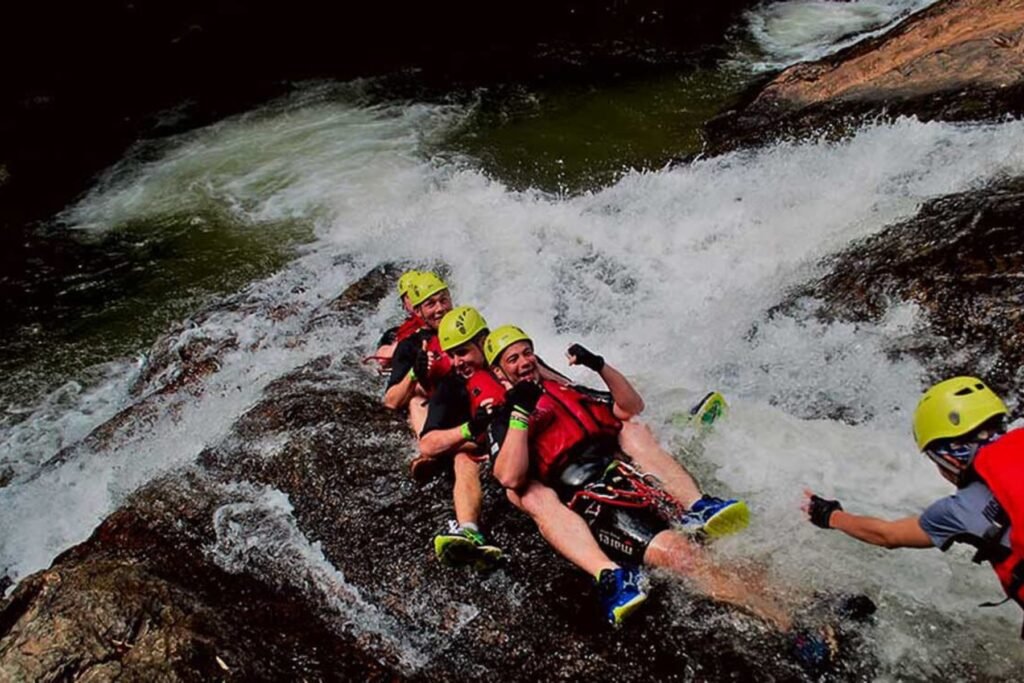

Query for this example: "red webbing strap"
[567,461,686,518]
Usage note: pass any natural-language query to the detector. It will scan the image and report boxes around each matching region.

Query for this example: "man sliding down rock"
[381,279,502,569]
[368,270,426,371]
[382,271,455,433]
[484,325,870,667]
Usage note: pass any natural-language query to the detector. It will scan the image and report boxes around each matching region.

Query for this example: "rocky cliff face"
[706,0,1024,152]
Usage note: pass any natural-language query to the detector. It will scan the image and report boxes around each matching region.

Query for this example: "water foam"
[3,86,1024,672]
[742,0,941,70]
[210,483,467,672]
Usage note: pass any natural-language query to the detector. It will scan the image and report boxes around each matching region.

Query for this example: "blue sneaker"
[679,495,750,538]
[596,567,648,627]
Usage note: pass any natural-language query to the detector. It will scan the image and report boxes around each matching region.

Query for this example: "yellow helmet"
[397,270,422,298]
[438,306,489,351]
[407,272,449,307]
[484,325,531,365]
[912,376,1008,451]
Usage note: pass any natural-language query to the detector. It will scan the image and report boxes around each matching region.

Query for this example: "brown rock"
[707,0,1024,151]
[780,175,1024,398]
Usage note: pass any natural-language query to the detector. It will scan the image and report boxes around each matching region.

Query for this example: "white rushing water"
[3,6,1024,674]
[742,0,941,70]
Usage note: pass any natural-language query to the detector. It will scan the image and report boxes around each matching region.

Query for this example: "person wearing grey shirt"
[802,377,1024,637]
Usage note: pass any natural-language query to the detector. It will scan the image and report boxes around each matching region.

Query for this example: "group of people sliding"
[371,269,1024,660]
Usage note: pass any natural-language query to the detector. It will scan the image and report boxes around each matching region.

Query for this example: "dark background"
[0,0,755,228]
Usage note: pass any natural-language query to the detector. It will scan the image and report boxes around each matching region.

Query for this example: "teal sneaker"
[433,521,502,570]
[679,495,750,538]
[689,391,728,428]
[596,567,648,627]
[671,391,728,431]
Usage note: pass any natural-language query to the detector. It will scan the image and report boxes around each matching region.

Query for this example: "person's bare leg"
[643,530,792,630]
[619,420,701,508]
[407,396,428,435]
[507,481,618,577]
[453,452,482,527]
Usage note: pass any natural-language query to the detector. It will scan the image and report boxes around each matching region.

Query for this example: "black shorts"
[570,495,669,565]
[556,440,670,565]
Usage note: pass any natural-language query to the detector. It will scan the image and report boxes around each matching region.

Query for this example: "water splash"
[209,483,478,673]
[2,86,1024,674]
[741,0,941,70]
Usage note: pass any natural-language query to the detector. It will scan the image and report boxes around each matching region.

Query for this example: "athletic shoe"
[433,521,502,570]
[678,495,750,538]
[689,391,728,427]
[595,567,648,627]
[671,391,728,430]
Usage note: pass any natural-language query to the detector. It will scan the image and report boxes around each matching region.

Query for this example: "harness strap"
[972,517,1009,564]
[565,460,686,520]
[980,559,1024,608]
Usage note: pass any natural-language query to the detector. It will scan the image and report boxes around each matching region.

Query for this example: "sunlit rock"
[707,0,1024,151]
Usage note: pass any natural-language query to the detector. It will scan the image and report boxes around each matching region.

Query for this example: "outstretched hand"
[566,343,605,372]
[802,489,843,529]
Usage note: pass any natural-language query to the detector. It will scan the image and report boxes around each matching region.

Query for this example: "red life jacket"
[394,314,427,344]
[531,379,622,483]
[465,370,506,416]
[972,429,1024,610]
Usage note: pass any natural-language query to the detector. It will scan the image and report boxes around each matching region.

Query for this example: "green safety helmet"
[408,272,449,307]
[397,270,422,298]
[438,306,489,352]
[912,376,1008,451]
[484,325,531,366]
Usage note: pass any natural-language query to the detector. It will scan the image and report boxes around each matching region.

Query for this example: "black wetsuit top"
[420,374,471,437]
[377,326,399,348]
[385,328,433,390]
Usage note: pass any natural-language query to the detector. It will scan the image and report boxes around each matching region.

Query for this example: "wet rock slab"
[0,268,877,681]
[781,175,1024,397]
[706,0,1024,152]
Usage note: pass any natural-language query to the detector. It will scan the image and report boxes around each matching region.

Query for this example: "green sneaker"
[671,391,728,432]
[433,522,503,570]
[689,391,728,428]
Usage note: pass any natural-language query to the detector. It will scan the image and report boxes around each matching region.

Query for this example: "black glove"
[467,410,494,438]
[567,343,604,372]
[506,381,543,414]
[808,494,843,529]
[412,347,431,382]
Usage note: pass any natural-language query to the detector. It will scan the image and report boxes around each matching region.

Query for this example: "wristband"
[459,422,472,440]
[511,407,531,421]
[509,417,530,431]
[408,368,417,382]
